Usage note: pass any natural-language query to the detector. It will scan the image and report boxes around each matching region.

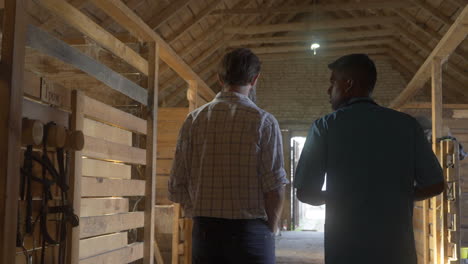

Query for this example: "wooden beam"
[143,42,159,264]
[26,25,148,105]
[80,198,129,217]
[213,1,415,15]
[257,47,387,61]
[67,90,85,264]
[0,0,26,263]
[412,0,453,25]
[389,5,468,108]
[79,233,128,259]
[83,96,147,134]
[80,212,144,238]
[395,26,468,82]
[81,177,146,196]
[224,16,399,34]
[80,242,143,263]
[146,0,192,30]
[249,38,392,54]
[89,0,216,102]
[83,135,146,164]
[36,0,149,75]
[165,0,224,44]
[229,29,394,46]
[432,57,443,145]
[400,103,468,109]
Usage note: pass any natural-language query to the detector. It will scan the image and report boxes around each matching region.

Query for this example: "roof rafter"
[224,16,399,34]
[212,1,415,15]
[390,4,468,108]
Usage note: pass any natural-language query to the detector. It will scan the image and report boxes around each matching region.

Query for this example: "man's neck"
[223,85,250,96]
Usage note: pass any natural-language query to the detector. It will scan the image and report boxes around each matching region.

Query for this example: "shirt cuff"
[262,168,289,192]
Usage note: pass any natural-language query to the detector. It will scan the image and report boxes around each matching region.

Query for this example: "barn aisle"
[276,231,324,264]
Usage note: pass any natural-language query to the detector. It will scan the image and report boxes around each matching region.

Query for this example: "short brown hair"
[218,48,261,86]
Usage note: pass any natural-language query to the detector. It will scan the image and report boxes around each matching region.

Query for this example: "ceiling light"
[310,43,320,55]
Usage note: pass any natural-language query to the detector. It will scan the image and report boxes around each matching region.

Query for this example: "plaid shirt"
[169,92,288,219]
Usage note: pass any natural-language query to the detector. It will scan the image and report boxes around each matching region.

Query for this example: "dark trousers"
[192,217,275,264]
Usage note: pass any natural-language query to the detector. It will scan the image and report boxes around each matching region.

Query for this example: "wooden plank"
[453,110,468,118]
[432,58,443,146]
[67,90,85,264]
[229,29,394,46]
[0,0,27,261]
[81,177,146,197]
[84,118,132,146]
[82,135,146,165]
[79,232,128,259]
[389,5,468,109]
[80,212,145,238]
[22,98,69,128]
[82,158,131,179]
[250,39,392,54]
[83,96,147,134]
[172,204,180,264]
[224,16,399,34]
[23,70,41,98]
[26,24,148,105]
[87,0,216,102]
[213,1,415,15]
[144,41,159,264]
[257,48,387,61]
[146,0,191,29]
[80,198,129,217]
[401,103,468,109]
[35,0,148,75]
[79,242,143,264]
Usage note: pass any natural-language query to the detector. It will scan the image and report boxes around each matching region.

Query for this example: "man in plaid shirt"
[169,48,289,264]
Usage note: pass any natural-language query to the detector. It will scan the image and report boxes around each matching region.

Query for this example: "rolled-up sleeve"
[168,117,192,204]
[259,116,289,192]
[294,118,327,194]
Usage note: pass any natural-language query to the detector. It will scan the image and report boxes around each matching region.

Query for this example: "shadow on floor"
[275,231,324,264]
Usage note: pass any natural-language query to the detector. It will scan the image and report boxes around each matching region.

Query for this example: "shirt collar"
[215,91,255,104]
[345,97,377,106]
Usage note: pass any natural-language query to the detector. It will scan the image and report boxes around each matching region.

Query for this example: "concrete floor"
[276,231,324,264]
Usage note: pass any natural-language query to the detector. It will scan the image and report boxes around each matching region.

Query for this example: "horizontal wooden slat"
[79,242,143,264]
[83,96,146,134]
[22,98,69,128]
[83,118,132,146]
[82,158,131,179]
[444,118,468,130]
[80,198,129,217]
[79,232,128,259]
[157,121,185,133]
[82,177,145,197]
[80,212,144,238]
[157,131,179,144]
[82,135,146,165]
[156,159,173,175]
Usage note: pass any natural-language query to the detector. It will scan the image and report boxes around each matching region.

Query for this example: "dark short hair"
[218,48,261,86]
[328,54,377,94]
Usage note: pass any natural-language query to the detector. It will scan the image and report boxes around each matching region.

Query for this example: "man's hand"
[297,189,326,206]
[264,186,285,233]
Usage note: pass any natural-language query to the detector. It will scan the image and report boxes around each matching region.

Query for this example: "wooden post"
[187,80,198,111]
[67,90,85,264]
[172,204,181,264]
[431,57,443,264]
[281,129,292,230]
[0,0,27,263]
[144,42,159,264]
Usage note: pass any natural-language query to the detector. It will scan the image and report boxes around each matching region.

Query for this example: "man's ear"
[217,74,224,87]
[251,74,260,87]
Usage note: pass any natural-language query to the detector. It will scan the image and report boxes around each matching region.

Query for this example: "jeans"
[192,217,275,264]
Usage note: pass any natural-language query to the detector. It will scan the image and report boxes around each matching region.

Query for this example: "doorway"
[291,137,326,232]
